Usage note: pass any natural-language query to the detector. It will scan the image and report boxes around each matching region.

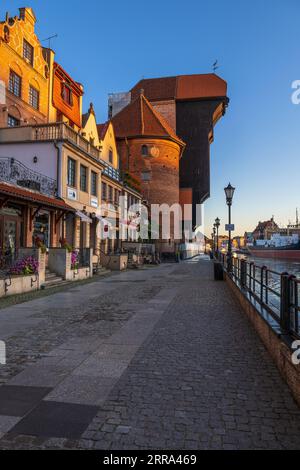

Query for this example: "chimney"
[19,7,36,27]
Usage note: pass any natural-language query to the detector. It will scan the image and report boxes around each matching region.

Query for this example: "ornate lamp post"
[224,183,235,272]
[211,230,215,254]
[215,217,220,254]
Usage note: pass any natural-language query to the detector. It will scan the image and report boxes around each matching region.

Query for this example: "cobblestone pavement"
[0,257,300,449]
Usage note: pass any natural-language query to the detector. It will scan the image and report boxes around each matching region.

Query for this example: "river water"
[237,254,300,278]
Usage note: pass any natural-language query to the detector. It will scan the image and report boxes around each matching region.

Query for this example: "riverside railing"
[216,252,300,339]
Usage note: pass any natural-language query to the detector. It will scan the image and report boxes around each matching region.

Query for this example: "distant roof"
[82,113,89,128]
[112,92,185,146]
[131,73,227,102]
[0,182,74,211]
[97,121,110,141]
[254,219,278,231]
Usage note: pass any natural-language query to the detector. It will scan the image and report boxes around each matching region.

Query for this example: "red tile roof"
[112,93,185,146]
[0,182,74,211]
[131,73,227,102]
[97,121,110,141]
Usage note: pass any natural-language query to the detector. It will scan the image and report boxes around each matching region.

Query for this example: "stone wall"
[225,272,300,407]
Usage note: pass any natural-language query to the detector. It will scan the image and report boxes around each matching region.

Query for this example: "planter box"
[48,248,93,280]
[71,266,92,280]
[0,273,39,298]
[101,253,128,271]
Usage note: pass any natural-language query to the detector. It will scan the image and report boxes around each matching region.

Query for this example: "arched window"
[141,145,148,156]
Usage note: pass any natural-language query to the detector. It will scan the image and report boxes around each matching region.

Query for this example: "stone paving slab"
[9,401,99,439]
[44,376,117,405]
[0,416,20,433]
[0,385,52,417]
[8,365,74,387]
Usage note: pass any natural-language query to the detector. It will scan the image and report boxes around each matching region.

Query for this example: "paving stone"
[9,401,99,439]
[8,365,73,387]
[44,376,117,405]
[72,358,129,378]
[0,385,52,417]
[0,416,21,433]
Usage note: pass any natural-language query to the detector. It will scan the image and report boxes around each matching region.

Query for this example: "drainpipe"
[54,141,63,198]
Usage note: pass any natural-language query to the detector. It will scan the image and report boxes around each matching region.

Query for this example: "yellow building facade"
[0,7,49,127]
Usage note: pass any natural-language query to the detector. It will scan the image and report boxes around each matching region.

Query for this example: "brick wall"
[117,137,181,249]
[151,100,176,131]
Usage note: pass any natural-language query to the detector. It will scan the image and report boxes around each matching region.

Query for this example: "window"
[29,85,39,110]
[80,165,87,192]
[7,115,20,127]
[91,171,97,196]
[102,182,107,200]
[61,83,73,105]
[67,157,76,187]
[108,185,113,202]
[141,171,151,181]
[109,149,113,164]
[23,39,34,65]
[142,145,148,156]
[115,189,119,205]
[9,70,21,97]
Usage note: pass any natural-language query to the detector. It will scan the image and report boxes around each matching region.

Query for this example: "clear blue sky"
[2,0,300,236]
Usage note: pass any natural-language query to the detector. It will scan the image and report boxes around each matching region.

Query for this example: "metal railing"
[216,252,300,339]
[102,162,121,182]
[0,157,57,196]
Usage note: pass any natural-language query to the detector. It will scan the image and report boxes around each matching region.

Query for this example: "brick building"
[252,217,279,241]
[112,91,185,254]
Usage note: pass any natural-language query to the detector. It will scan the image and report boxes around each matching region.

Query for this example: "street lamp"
[215,217,220,254]
[224,183,235,272]
[211,230,215,254]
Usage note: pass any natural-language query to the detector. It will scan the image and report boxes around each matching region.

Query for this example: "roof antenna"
[41,33,58,49]
[212,59,219,73]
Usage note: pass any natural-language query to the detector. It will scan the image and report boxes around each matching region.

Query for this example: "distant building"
[252,217,279,240]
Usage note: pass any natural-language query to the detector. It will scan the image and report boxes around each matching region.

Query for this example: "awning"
[0,182,74,211]
[94,214,113,226]
[75,210,92,223]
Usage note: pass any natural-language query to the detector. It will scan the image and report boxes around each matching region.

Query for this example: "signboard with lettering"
[90,197,98,208]
[225,224,235,231]
[67,187,77,200]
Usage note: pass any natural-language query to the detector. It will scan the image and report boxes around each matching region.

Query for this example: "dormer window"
[61,82,73,106]
[23,39,34,65]
[109,148,113,163]
[142,145,148,156]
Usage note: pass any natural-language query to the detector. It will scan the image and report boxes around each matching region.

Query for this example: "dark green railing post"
[280,272,291,332]
[240,259,247,289]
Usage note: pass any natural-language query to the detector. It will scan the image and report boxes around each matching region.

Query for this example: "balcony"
[0,122,122,182]
[0,156,57,196]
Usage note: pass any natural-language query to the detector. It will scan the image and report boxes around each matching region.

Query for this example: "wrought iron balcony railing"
[0,157,57,196]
